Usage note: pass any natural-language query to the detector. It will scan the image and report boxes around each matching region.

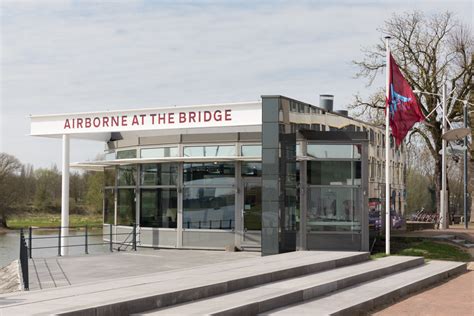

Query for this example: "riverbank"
[4,213,102,230]
[0,260,21,294]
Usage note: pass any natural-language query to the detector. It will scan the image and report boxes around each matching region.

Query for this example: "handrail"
[116,224,138,252]
[25,223,139,259]
[19,229,29,290]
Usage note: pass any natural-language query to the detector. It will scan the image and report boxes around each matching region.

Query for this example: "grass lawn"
[371,237,471,262]
[7,213,103,229]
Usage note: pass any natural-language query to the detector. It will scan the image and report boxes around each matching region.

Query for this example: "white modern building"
[30,95,405,255]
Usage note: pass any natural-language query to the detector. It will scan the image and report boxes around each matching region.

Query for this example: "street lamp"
[413,84,472,230]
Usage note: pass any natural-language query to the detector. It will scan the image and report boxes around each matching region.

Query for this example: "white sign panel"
[31,102,262,136]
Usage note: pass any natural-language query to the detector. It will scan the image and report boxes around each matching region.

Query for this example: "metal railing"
[19,229,29,290]
[25,224,139,259]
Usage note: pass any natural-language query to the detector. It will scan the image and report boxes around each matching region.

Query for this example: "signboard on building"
[30,102,262,136]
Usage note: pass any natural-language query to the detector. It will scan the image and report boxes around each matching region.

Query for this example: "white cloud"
[1,0,472,167]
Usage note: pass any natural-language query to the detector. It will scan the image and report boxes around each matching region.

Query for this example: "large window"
[140,189,177,228]
[141,163,178,186]
[307,161,361,185]
[104,189,115,225]
[141,147,178,158]
[118,165,137,186]
[241,162,262,177]
[184,145,235,157]
[307,144,361,159]
[104,167,116,187]
[183,187,235,229]
[116,149,137,159]
[184,162,235,186]
[241,145,261,157]
[307,187,361,232]
[117,188,136,225]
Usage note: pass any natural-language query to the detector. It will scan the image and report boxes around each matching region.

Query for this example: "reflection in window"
[241,162,262,177]
[141,147,178,158]
[184,163,235,185]
[116,149,137,159]
[104,167,116,187]
[184,145,235,157]
[117,189,135,225]
[141,163,178,186]
[307,144,361,159]
[140,189,177,228]
[183,187,235,229]
[117,165,137,186]
[104,189,114,225]
[241,145,261,157]
[105,152,115,161]
[307,161,361,185]
[307,187,361,232]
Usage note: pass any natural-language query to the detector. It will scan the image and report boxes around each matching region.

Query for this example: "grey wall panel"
[182,133,239,143]
[115,226,133,243]
[116,137,139,148]
[239,132,261,141]
[140,229,177,247]
[140,135,181,145]
[306,233,362,251]
[182,231,235,249]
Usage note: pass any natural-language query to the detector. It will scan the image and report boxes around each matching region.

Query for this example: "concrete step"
[139,256,423,315]
[0,251,369,316]
[265,260,466,315]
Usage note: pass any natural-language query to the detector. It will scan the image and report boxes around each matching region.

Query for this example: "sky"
[1,0,472,169]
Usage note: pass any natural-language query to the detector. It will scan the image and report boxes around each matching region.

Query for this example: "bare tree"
[352,11,473,215]
[0,153,22,227]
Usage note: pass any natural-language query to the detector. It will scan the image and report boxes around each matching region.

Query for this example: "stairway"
[134,254,465,316]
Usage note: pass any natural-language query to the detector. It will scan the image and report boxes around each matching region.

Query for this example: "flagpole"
[384,36,391,255]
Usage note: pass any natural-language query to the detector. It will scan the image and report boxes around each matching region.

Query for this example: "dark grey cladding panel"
[261,227,279,255]
[262,148,279,175]
[182,133,239,143]
[261,96,280,123]
[262,123,280,149]
[140,135,181,145]
[300,130,369,141]
[239,132,261,141]
[262,178,279,200]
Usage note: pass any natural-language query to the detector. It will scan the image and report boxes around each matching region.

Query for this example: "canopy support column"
[61,134,70,256]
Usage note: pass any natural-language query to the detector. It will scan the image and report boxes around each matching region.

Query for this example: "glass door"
[242,179,262,245]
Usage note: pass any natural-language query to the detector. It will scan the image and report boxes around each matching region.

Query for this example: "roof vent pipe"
[319,94,334,112]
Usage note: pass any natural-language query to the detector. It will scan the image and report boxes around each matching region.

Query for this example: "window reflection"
[117,165,137,186]
[141,147,178,158]
[184,145,235,157]
[183,187,235,229]
[140,189,177,228]
[241,145,261,157]
[307,187,361,232]
[117,189,135,226]
[184,162,235,185]
[241,162,262,177]
[141,163,178,186]
[307,144,361,159]
[104,189,114,225]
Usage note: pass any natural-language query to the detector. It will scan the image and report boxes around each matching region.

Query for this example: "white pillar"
[440,78,448,230]
[61,134,70,256]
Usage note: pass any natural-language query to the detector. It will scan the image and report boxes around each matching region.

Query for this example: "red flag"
[387,54,424,146]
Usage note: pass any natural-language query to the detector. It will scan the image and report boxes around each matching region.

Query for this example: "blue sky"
[1,0,472,168]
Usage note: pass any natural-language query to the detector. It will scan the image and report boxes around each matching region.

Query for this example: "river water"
[0,229,109,268]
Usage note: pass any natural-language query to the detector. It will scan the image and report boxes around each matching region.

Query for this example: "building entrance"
[242,179,262,246]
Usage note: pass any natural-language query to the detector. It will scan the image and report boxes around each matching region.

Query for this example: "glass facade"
[184,162,235,186]
[117,188,135,225]
[183,145,235,157]
[140,189,177,228]
[104,189,114,224]
[141,147,178,158]
[183,187,235,229]
[141,163,178,186]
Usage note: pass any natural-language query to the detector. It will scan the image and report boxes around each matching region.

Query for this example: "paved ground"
[376,224,474,316]
[28,248,259,290]
[374,270,474,316]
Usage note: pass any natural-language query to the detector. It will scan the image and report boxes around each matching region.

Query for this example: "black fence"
[18,224,139,291]
[19,229,29,290]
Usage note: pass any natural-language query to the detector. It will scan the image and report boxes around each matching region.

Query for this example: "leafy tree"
[352,11,473,216]
[34,167,61,211]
